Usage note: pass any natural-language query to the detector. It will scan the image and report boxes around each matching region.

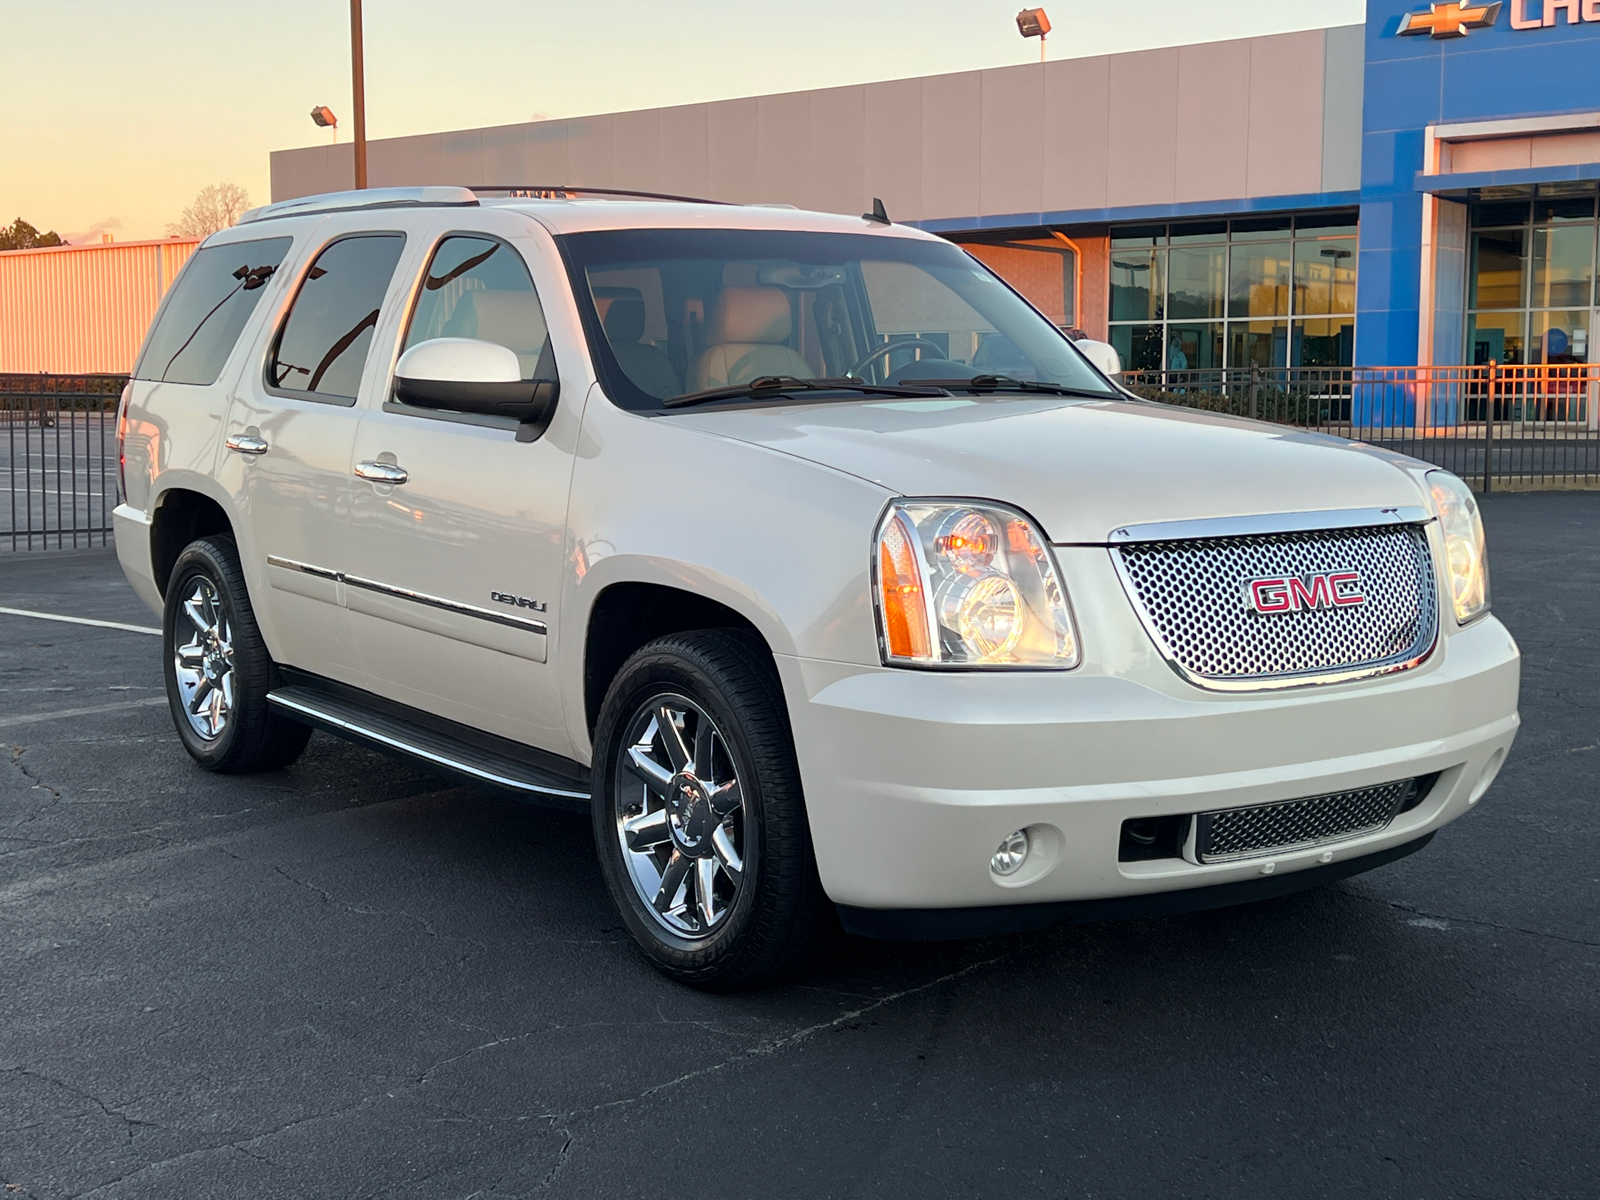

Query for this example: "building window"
[1467,189,1598,366]
[1108,213,1356,372]
[956,239,1078,331]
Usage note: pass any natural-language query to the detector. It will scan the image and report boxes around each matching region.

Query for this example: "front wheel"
[163,536,311,773]
[591,630,833,991]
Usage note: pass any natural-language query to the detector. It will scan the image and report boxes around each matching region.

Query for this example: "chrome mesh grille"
[1196,779,1414,863]
[1114,524,1438,686]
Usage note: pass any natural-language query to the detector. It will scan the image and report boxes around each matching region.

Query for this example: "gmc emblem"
[1246,572,1365,614]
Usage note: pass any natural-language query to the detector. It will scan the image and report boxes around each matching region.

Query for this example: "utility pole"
[350,0,367,189]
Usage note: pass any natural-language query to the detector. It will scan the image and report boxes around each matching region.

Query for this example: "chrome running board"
[267,683,590,810]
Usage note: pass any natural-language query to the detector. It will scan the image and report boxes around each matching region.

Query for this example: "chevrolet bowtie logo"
[1397,1,1503,37]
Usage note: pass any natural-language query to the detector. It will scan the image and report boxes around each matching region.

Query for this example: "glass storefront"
[1108,213,1357,372]
[1467,188,1598,365]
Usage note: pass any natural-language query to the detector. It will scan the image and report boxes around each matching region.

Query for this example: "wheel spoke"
[653,851,690,913]
[696,856,719,926]
[692,718,715,779]
[188,677,213,715]
[622,807,671,851]
[176,642,205,670]
[708,780,742,818]
[183,598,210,636]
[712,824,743,881]
[657,705,691,772]
[626,746,673,796]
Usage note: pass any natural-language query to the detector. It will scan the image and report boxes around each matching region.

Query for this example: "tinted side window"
[402,236,554,381]
[270,234,406,400]
[132,237,292,385]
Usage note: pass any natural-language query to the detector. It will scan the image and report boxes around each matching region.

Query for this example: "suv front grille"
[1113,524,1438,689]
[1194,778,1418,863]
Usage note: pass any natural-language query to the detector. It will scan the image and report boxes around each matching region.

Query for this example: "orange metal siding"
[0,238,199,374]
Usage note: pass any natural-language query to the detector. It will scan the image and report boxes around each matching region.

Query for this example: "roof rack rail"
[468,185,736,206]
[238,186,479,225]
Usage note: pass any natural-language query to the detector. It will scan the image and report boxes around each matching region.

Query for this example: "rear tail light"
[116,383,131,502]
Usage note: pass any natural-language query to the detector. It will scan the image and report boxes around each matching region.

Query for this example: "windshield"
[558,228,1120,410]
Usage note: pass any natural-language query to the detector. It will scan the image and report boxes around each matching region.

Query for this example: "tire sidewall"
[592,640,779,980]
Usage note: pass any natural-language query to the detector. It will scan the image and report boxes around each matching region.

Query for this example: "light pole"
[350,0,367,189]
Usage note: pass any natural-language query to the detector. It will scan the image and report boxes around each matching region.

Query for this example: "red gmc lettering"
[1328,571,1365,607]
[1288,575,1332,610]
[1249,578,1293,613]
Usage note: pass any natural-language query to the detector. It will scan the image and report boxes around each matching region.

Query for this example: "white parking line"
[0,696,168,729]
[0,607,161,636]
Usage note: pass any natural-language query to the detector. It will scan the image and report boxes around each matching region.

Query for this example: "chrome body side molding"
[265,555,547,634]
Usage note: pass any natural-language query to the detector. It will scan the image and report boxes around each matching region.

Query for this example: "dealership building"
[269,0,1600,375]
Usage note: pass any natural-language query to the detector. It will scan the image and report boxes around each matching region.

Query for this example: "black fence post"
[1249,364,1259,421]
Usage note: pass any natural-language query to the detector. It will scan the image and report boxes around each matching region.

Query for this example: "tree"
[167,183,251,238]
[0,218,64,250]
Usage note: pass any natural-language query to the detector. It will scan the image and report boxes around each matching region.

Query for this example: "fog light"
[991,829,1029,876]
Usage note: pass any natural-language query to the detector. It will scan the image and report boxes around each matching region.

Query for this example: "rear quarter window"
[132,237,293,385]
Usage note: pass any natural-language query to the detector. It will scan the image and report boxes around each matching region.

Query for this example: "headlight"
[873,500,1079,668]
[1426,470,1490,624]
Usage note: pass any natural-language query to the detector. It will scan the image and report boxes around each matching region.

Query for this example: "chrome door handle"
[354,460,409,485]
[225,434,269,456]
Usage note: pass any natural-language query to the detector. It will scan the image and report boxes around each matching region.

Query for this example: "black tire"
[591,629,834,991]
[162,536,311,774]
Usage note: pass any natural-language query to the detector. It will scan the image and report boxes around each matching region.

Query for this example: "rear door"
[218,216,423,677]
[341,211,582,755]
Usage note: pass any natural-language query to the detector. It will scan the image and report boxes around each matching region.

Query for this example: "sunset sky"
[2,0,1364,244]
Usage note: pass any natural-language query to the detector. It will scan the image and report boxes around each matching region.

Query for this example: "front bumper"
[778,612,1520,922]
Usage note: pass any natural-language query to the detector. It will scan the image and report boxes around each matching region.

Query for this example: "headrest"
[449,290,543,352]
[707,287,791,345]
[603,297,646,345]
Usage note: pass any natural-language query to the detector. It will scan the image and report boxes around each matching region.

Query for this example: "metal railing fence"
[3,364,1599,550]
[1122,363,1600,492]
[2,373,126,551]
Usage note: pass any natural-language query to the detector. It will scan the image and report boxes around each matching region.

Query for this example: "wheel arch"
[150,487,235,599]
[583,581,770,740]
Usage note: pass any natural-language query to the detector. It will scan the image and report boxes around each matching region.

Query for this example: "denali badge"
[1246,572,1365,614]
[491,591,547,612]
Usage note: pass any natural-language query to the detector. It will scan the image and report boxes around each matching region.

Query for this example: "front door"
[342,220,580,756]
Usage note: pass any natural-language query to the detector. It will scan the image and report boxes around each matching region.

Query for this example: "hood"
[672,396,1429,544]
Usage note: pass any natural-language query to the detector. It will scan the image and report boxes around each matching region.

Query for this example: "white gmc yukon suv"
[113,186,1520,989]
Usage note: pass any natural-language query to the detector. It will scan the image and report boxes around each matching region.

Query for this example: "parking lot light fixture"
[1017,8,1051,61]
[310,105,338,143]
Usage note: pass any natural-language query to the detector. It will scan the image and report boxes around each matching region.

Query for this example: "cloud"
[60,216,123,245]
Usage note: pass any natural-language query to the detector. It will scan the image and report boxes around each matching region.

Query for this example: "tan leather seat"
[444,290,548,378]
[603,298,681,399]
[690,287,813,391]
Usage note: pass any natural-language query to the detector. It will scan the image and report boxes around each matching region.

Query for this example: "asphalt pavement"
[1,493,1596,1199]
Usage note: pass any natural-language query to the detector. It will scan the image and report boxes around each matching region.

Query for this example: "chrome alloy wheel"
[613,693,749,939]
[172,576,235,741]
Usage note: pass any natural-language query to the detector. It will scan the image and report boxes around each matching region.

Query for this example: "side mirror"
[393,337,559,442]
[1074,338,1122,378]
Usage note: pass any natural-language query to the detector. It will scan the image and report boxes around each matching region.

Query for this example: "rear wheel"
[591,630,833,991]
[163,536,311,773]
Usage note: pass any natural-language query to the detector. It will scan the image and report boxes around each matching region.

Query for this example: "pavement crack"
[272,865,446,939]
[580,952,1011,1122]
[6,744,62,818]
[1364,895,1600,949]
[1,1065,157,1141]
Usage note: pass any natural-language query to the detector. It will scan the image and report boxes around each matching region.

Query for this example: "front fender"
[561,395,894,756]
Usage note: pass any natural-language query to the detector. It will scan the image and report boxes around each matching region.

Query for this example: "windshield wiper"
[907,374,1114,399]
[662,376,950,409]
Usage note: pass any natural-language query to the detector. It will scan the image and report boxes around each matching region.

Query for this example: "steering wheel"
[848,337,951,383]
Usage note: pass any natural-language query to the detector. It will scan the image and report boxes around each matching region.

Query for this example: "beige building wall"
[271,26,1363,230]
